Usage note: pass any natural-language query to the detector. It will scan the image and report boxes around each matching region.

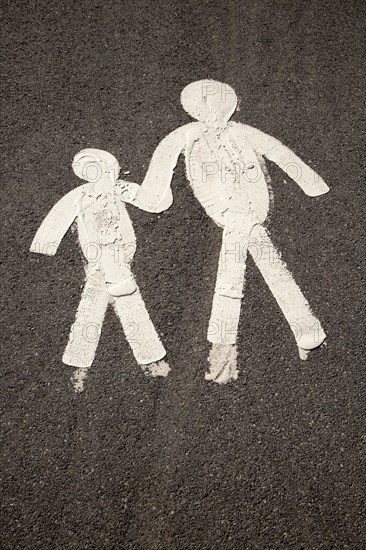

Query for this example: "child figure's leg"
[100,244,137,297]
[249,224,326,358]
[100,243,169,376]
[112,285,168,374]
[206,212,254,384]
[63,266,110,369]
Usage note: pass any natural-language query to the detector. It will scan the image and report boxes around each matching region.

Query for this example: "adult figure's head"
[180,80,237,127]
[72,149,120,185]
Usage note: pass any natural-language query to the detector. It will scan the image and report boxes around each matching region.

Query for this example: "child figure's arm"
[118,124,193,213]
[235,123,330,197]
[30,185,86,256]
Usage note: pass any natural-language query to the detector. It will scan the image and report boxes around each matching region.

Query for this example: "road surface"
[1,0,365,548]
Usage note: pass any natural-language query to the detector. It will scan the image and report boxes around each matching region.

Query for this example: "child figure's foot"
[297,331,326,360]
[205,344,239,384]
[107,279,137,297]
[142,360,171,378]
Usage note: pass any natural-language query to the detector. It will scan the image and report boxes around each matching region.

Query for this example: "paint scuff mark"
[72,368,88,393]
[205,344,238,384]
[143,360,171,378]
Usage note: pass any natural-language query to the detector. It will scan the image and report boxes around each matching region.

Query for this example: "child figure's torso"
[76,185,136,264]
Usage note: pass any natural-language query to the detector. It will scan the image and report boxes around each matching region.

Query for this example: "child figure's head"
[72,149,120,185]
[181,80,237,127]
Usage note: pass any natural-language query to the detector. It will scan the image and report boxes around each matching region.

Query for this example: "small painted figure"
[30,149,169,391]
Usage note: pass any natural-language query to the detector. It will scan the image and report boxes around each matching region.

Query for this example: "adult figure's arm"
[232,122,330,197]
[118,124,193,213]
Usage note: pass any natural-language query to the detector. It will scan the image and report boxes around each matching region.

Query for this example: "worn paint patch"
[143,360,171,378]
[72,368,88,393]
[205,344,238,385]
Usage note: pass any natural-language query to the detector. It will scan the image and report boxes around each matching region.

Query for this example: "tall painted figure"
[121,80,329,384]
[30,149,168,391]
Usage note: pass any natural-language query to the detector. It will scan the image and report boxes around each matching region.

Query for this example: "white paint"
[120,80,329,382]
[72,367,88,393]
[143,360,171,378]
[63,265,110,369]
[112,288,166,365]
[205,344,238,385]
[30,149,167,390]
[249,224,326,354]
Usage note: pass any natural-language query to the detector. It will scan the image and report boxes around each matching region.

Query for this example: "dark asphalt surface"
[1,1,365,548]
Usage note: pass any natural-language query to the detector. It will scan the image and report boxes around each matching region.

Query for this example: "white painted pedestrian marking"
[120,80,329,384]
[30,149,168,392]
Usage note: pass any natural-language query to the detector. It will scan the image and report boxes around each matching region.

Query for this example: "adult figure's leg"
[206,212,254,384]
[208,212,254,346]
[249,224,326,357]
